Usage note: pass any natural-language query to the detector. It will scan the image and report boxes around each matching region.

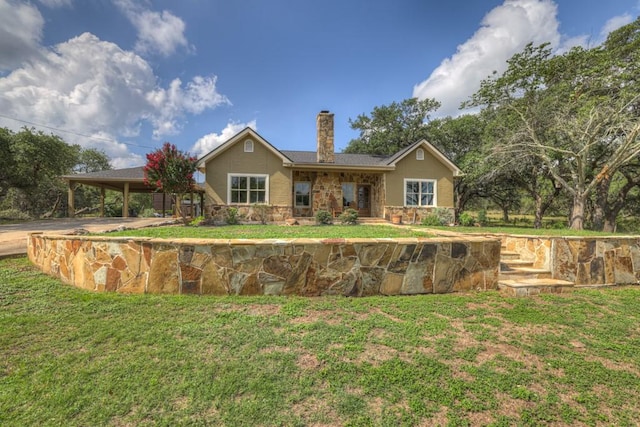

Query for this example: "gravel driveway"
[0,217,175,258]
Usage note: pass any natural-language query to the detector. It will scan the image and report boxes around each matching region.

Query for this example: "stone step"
[500,251,521,261]
[499,267,552,280]
[498,278,575,297]
[501,259,534,269]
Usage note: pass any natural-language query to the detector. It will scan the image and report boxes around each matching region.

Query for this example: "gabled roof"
[62,167,145,182]
[197,128,462,175]
[196,127,292,170]
[281,151,389,167]
[385,139,463,176]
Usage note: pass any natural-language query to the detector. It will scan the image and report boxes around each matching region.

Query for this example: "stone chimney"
[316,110,335,163]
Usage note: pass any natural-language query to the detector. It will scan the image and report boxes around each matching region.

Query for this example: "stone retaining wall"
[27,233,501,296]
[502,235,640,285]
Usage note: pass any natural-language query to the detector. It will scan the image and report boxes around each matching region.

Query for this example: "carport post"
[100,186,105,217]
[67,180,75,218]
[123,182,129,218]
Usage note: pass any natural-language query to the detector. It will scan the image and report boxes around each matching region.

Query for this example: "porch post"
[200,192,204,217]
[123,182,129,218]
[100,186,105,217]
[67,180,75,218]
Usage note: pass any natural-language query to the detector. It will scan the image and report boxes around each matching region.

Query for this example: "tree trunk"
[502,207,509,223]
[569,193,586,230]
[534,194,543,229]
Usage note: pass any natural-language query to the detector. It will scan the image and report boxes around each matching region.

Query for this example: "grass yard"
[423,225,620,237]
[105,224,432,239]
[2,259,640,425]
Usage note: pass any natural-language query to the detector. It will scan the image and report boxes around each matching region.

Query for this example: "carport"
[62,167,204,218]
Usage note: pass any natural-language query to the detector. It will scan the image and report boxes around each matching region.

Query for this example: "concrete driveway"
[0,217,176,258]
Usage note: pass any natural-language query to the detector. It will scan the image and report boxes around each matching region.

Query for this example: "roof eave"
[286,163,395,171]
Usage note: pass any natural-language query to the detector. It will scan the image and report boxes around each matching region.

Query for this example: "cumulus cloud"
[0,29,227,167]
[192,121,257,158]
[114,0,191,57]
[413,0,560,117]
[0,0,45,70]
[600,13,634,38]
[413,1,640,117]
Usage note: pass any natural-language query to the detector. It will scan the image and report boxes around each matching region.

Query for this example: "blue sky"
[0,0,637,168]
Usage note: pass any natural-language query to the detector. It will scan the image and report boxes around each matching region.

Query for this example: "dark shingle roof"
[281,150,391,167]
[64,166,145,181]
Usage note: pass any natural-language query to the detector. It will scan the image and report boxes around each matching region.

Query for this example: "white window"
[416,148,424,160]
[244,139,254,153]
[294,182,311,207]
[404,179,436,207]
[228,174,268,204]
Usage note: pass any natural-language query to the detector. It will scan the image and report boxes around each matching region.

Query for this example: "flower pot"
[391,214,402,225]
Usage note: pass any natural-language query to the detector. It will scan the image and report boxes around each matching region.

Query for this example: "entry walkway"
[0,217,175,258]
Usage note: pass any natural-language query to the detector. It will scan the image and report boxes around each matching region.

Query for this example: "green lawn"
[106,224,432,239]
[423,225,623,237]
[2,257,640,426]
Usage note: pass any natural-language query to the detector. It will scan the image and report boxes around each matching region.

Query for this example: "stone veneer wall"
[384,207,455,225]
[208,205,293,223]
[28,233,501,296]
[502,235,640,285]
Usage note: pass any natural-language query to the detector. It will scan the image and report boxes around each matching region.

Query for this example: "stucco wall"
[28,233,501,296]
[204,138,291,207]
[385,147,454,208]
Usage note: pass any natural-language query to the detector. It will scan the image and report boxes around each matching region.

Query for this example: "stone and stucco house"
[198,111,462,223]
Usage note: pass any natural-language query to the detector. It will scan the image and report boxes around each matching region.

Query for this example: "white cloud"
[114,0,191,57]
[0,0,45,70]
[0,28,228,166]
[413,0,560,117]
[147,76,230,138]
[38,0,72,8]
[192,121,257,158]
[600,13,634,38]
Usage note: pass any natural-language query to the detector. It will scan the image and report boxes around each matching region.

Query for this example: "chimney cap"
[319,110,330,114]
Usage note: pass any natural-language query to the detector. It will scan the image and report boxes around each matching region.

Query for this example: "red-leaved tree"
[143,142,197,223]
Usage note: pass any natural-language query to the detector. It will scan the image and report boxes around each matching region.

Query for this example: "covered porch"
[292,170,385,218]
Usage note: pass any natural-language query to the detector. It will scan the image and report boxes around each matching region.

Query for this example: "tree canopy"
[344,98,440,155]
[0,127,111,218]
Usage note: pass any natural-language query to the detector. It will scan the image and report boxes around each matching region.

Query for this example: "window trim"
[403,178,437,207]
[244,139,254,153]
[294,181,311,208]
[416,148,424,160]
[227,173,269,204]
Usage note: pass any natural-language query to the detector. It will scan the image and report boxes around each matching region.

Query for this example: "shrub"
[139,208,157,218]
[422,208,454,226]
[459,212,476,227]
[338,208,358,225]
[189,216,205,226]
[226,207,240,225]
[477,209,488,226]
[315,210,333,225]
[252,204,270,224]
[0,209,31,221]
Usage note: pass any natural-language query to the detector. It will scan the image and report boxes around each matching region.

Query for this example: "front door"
[357,185,371,217]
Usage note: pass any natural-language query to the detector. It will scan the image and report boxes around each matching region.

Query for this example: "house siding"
[204,139,291,206]
[385,147,454,208]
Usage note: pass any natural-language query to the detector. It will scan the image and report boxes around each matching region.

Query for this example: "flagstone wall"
[27,233,501,296]
[502,235,640,285]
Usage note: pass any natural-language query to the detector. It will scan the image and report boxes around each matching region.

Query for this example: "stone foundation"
[384,206,454,225]
[28,233,501,296]
[208,205,293,223]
